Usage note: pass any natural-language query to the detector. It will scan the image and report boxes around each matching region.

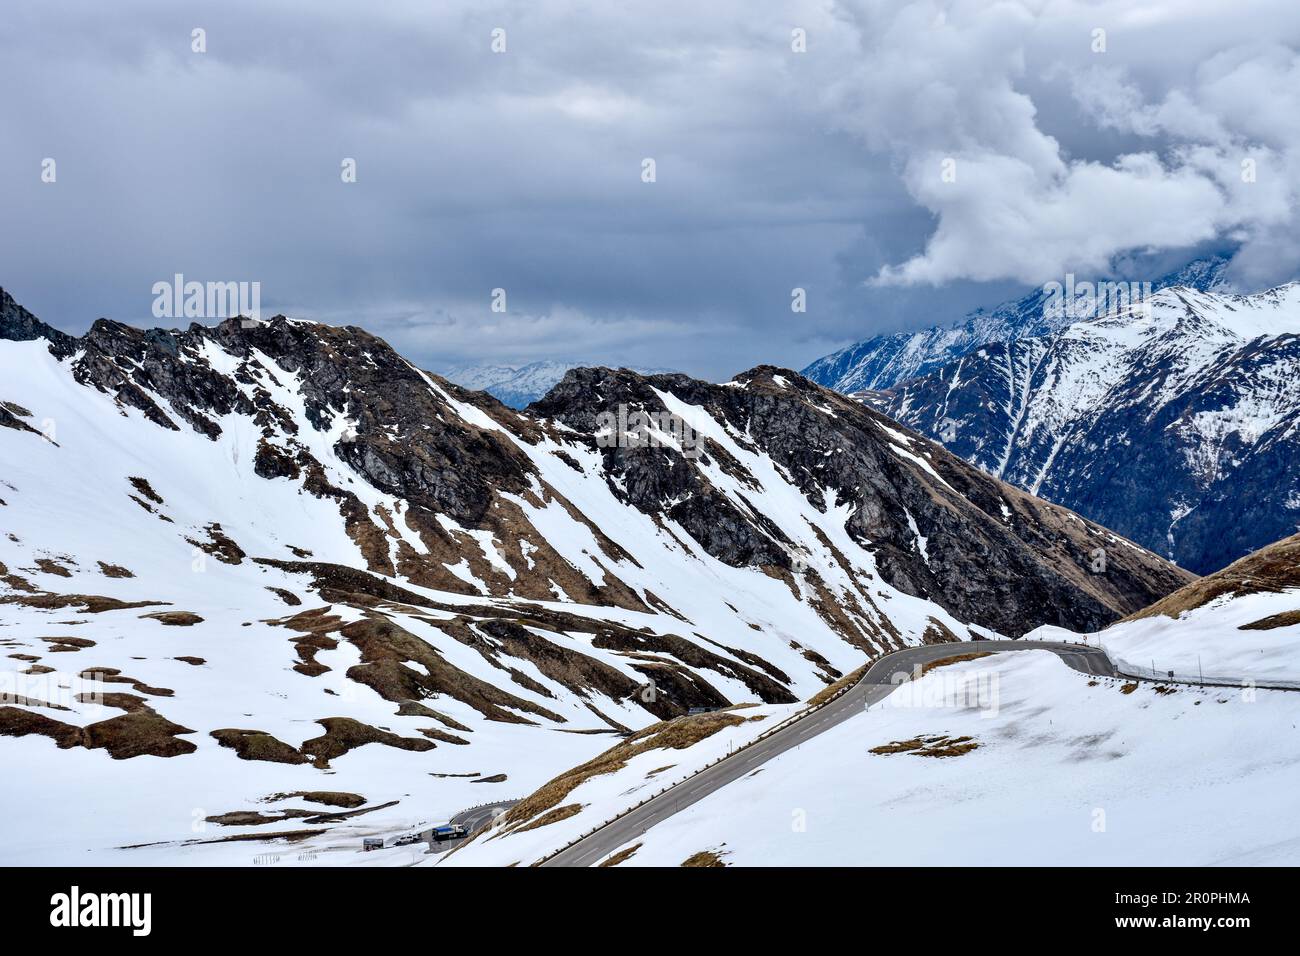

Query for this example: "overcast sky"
[3,1,1298,379]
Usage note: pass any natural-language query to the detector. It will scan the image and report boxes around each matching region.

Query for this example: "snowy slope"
[0,289,1186,864]
[484,650,1300,866]
[622,652,1300,866]
[873,282,1300,574]
[455,529,1300,867]
[437,702,800,868]
[1032,532,1300,688]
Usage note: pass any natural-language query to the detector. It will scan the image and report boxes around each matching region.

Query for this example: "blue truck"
[431,824,469,842]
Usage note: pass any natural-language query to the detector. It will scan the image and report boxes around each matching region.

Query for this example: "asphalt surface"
[542,639,1116,867]
[420,799,518,853]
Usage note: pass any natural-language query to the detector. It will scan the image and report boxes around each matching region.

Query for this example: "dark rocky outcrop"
[531,365,1191,636]
[2,286,1191,646]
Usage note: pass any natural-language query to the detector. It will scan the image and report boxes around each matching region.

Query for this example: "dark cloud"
[2,1,1297,381]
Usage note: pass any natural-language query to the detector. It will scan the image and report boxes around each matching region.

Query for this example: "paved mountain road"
[542,640,1117,867]
[451,800,518,834]
[420,799,518,854]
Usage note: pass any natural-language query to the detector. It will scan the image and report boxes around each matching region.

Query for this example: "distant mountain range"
[802,257,1232,393]
[444,360,676,408]
[799,257,1300,575]
[869,282,1300,574]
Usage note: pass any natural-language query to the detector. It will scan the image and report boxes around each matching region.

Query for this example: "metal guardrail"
[1070,634,1300,692]
[531,638,1300,865]
[533,655,885,865]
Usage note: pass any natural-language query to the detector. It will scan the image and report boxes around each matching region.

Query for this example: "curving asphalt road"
[420,799,518,853]
[542,639,1117,867]
[452,800,518,834]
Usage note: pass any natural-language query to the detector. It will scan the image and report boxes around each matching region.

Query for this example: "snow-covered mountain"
[0,287,1187,863]
[444,360,675,409]
[802,257,1231,394]
[456,531,1300,867]
[871,282,1300,575]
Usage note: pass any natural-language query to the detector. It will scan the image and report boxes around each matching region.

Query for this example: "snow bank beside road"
[607,651,1300,866]
[1098,588,1300,688]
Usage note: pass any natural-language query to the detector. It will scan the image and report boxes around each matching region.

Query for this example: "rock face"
[802,256,1230,393]
[0,287,76,357]
[532,366,1191,637]
[2,293,1190,643]
[870,283,1300,575]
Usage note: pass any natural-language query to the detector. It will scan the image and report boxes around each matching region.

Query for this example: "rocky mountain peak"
[2,290,1191,650]
[0,286,77,358]
[532,356,1190,636]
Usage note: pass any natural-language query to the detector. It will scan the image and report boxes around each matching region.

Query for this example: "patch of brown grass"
[1126,532,1300,622]
[0,705,197,759]
[128,476,164,505]
[681,849,726,867]
[298,716,435,769]
[501,710,745,832]
[295,799,398,824]
[266,587,302,607]
[80,711,198,758]
[807,661,870,707]
[264,791,366,809]
[275,606,343,676]
[97,561,135,579]
[341,615,563,723]
[920,617,962,645]
[2,593,162,613]
[139,611,204,626]
[210,728,309,765]
[918,651,993,677]
[1239,610,1300,631]
[869,734,979,758]
[185,523,245,566]
[513,803,583,833]
[418,727,470,745]
[0,560,38,592]
[34,558,73,578]
[79,667,173,697]
[39,636,96,652]
[273,608,560,723]
[205,809,317,827]
[193,829,316,845]
[600,843,642,867]
[396,701,473,731]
